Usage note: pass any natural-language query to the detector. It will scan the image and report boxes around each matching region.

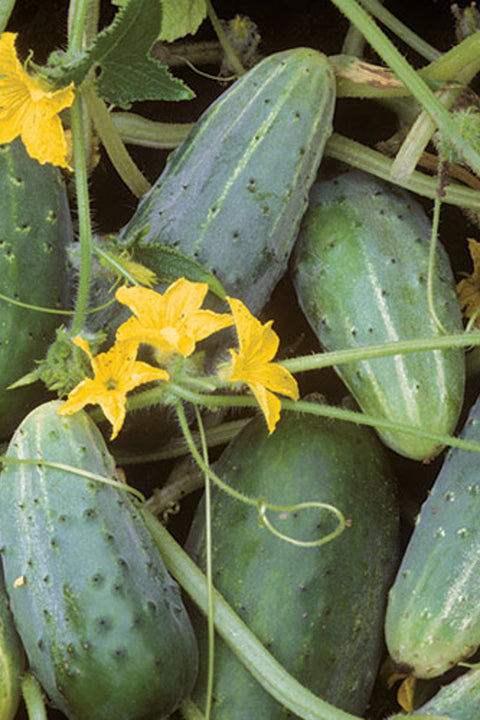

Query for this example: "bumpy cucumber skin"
[187,411,399,717]
[116,48,336,315]
[414,668,480,719]
[0,401,198,720]
[0,139,71,439]
[0,567,24,720]
[385,392,480,679]
[292,170,465,460]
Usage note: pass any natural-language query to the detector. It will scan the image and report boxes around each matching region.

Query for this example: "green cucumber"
[115,47,336,315]
[0,400,198,720]
[385,391,480,679]
[414,668,480,720]
[0,568,24,720]
[291,169,465,460]
[0,139,71,440]
[186,408,399,717]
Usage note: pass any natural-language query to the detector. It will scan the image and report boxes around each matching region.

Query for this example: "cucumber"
[291,169,465,460]
[115,47,336,315]
[414,668,480,720]
[0,138,71,440]
[0,568,24,720]
[385,391,480,679]
[0,400,198,720]
[186,408,399,717]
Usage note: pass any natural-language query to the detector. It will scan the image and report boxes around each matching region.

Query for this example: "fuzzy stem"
[82,86,151,197]
[168,384,480,456]
[69,94,94,335]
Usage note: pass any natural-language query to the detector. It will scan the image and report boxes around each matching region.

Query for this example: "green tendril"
[257,498,346,548]
[0,456,145,502]
[194,407,215,720]
[175,402,345,548]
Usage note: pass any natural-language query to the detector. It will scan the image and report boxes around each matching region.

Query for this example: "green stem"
[144,513,359,720]
[69,94,94,335]
[282,332,480,373]
[67,0,96,336]
[206,0,245,76]
[169,384,480,456]
[358,0,441,61]
[21,673,48,720]
[82,86,151,197]
[113,112,194,149]
[0,0,16,34]
[329,0,480,176]
[67,0,90,54]
[325,133,480,211]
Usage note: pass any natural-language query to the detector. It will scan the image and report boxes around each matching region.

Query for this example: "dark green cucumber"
[186,409,399,717]
[0,567,24,720]
[0,139,71,439]
[292,170,465,460]
[115,47,336,315]
[385,391,480,679]
[414,668,480,719]
[0,400,198,720]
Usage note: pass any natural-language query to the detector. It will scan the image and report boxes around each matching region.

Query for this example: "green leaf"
[159,0,208,42]
[43,0,194,107]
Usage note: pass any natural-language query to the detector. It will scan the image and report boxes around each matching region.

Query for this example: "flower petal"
[186,309,233,343]
[21,109,69,167]
[246,362,299,401]
[249,382,282,434]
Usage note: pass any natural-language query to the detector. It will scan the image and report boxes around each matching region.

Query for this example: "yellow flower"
[115,278,233,359]
[0,32,74,167]
[57,336,169,439]
[457,237,480,327]
[227,297,299,433]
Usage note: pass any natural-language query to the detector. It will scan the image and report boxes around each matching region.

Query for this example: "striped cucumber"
[186,409,399,717]
[115,47,336,315]
[292,169,464,460]
[0,139,71,439]
[385,391,480,679]
[0,400,198,720]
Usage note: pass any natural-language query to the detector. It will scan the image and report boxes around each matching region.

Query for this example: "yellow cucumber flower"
[227,296,299,433]
[0,32,74,168]
[57,336,169,439]
[115,278,233,359]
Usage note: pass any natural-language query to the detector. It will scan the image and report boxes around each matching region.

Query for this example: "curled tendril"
[174,401,346,549]
[257,497,346,548]
[0,455,145,502]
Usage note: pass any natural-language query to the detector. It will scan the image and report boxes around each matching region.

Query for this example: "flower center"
[105,378,119,391]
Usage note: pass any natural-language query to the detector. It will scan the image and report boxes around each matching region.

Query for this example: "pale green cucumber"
[385,390,480,679]
[115,47,336,315]
[292,169,464,460]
